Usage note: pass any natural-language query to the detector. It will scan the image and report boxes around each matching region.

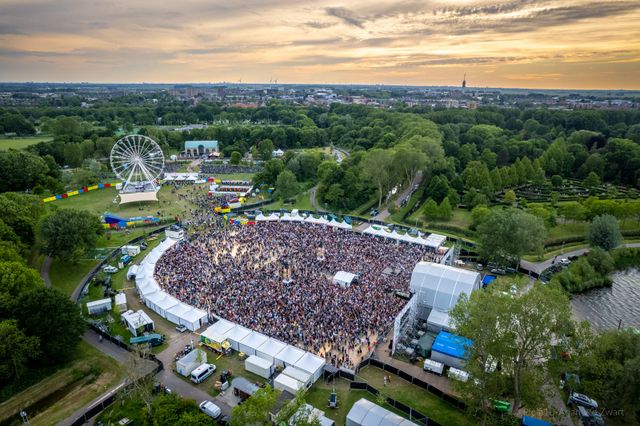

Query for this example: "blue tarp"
[482,275,497,286]
[522,416,551,426]
[432,331,472,359]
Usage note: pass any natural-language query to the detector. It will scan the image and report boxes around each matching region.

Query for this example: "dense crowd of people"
[200,162,261,175]
[155,197,430,367]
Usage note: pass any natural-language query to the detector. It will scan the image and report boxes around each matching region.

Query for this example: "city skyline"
[1,0,639,90]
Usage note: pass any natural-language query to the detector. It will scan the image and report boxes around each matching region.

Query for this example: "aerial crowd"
[155,189,432,368]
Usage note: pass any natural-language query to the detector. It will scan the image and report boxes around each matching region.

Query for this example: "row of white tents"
[135,238,208,331]
[255,211,352,230]
[201,319,325,384]
[162,172,201,182]
[362,225,447,249]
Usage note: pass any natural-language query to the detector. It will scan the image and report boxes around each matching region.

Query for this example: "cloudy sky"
[1,0,639,89]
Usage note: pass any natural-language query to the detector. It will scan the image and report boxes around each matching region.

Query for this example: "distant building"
[462,73,467,89]
[272,149,284,158]
[184,140,219,157]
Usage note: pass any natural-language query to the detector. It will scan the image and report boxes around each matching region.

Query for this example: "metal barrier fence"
[357,358,467,412]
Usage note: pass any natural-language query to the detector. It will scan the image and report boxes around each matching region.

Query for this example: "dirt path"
[40,255,52,287]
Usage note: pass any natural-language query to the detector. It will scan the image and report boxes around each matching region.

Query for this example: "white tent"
[333,271,357,288]
[166,302,191,325]
[86,298,111,315]
[245,355,273,379]
[346,399,417,426]
[226,325,252,351]
[255,337,287,365]
[290,212,304,222]
[304,215,325,225]
[256,213,269,221]
[427,309,454,333]
[281,213,293,221]
[126,264,138,280]
[121,309,154,336]
[293,353,326,383]
[114,292,127,311]
[409,262,481,315]
[137,279,160,299]
[265,213,280,221]
[274,373,303,395]
[239,331,269,356]
[180,306,208,331]
[282,366,312,388]
[145,291,180,317]
[424,233,447,249]
[201,319,235,346]
[275,344,305,367]
[176,348,207,377]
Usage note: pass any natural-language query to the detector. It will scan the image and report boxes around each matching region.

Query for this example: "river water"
[571,269,640,330]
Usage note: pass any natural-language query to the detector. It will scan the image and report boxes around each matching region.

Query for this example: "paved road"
[308,185,326,212]
[371,171,423,222]
[40,255,52,287]
[520,243,640,275]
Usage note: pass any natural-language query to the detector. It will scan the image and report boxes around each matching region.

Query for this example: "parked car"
[102,265,118,274]
[559,258,571,266]
[577,406,605,426]
[175,324,187,333]
[490,268,507,275]
[568,391,598,409]
[140,241,148,250]
[199,400,221,419]
[370,209,379,216]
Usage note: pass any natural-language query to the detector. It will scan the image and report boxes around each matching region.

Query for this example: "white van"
[190,363,216,384]
[199,400,221,418]
[423,359,444,375]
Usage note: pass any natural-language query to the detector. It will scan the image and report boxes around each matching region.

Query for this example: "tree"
[587,214,622,251]
[148,393,212,426]
[231,385,278,426]
[422,198,438,221]
[437,197,453,221]
[477,209,546,266]
[361,149,396,208]
[0,320,40,382]
[14,287,86,364]
[392,144,426,184]
[449,290,510,425]
[503,189,516,205]
[426,175,450,203]
[274,169,299,200]
[462,161,493,194]
[583,171,601,189]
[507,283,572,414]
[40,209,103,260]
[0,150,49,193]
[257,139,275,161]
[0,261,43,298]
[551,175,563,188]
[230,151,242,165]
[254,159,284,186]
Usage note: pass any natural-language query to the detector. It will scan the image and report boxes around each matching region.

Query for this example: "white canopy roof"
[265,213,280,221]
[333,271,356,285]
[147,291,180,311]
[424,233,447,249]
[119,191,159,204]
[256,337,287,358]
[201,319,236,343]
[281,213,293,221]
[276,344,305,365]
[282,366,312,384]
[304,215,326,225]
[240,331,269,351]
[167,302,191,318]
[256,213,268,221]
[410,262,480,312]
[294,353,325,376]
[226,324,251,343]
[121,309,153,328]
[347,399,417,426]
[115,293,126,305]
[274,372,303,392]
[427,309,454,331]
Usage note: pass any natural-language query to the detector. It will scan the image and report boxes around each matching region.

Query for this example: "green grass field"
[263,192,313,211]
[0,136,52,150]
[49,259,99,295]
[356,366,473,426]
[0,341,126,426]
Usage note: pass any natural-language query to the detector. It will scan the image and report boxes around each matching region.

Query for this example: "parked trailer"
[423,359,444,375]
[447,367,469,382]
[129,333,164,347]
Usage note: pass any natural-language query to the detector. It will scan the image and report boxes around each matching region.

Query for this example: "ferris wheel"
[110,135,164,193]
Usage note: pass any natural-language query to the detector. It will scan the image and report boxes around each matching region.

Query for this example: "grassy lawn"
[0,341,126,426]
[547,220,640,242]
[356,366,473,426]
[263,192,313,211]
[306,377,411,425]
[49,258,99,295]
[212,172,255,181]
[50,184,196,219]
[0,136,52,150]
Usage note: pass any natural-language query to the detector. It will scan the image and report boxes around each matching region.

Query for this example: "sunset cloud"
[0,0,638,89]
